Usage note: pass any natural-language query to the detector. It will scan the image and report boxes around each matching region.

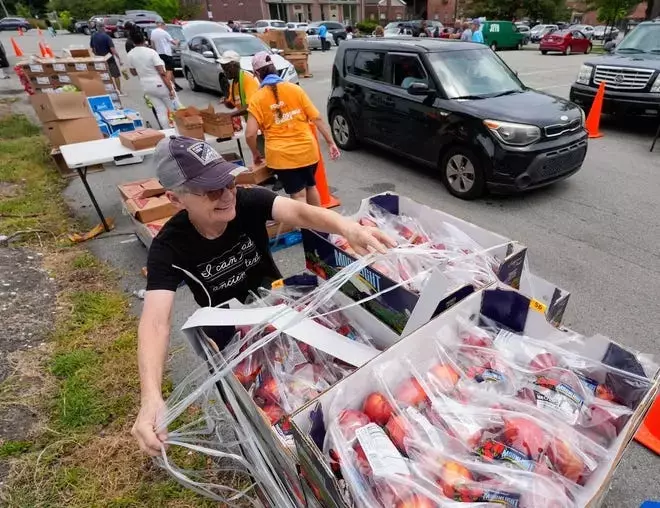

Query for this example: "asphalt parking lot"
[2,31,659,506]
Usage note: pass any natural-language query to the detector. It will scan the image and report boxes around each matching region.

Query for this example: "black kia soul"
[329,39,588,199]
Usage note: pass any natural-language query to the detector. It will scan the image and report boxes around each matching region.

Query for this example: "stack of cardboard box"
[118,178,178,247]
[30,92,103,148]
[256,30,311,78]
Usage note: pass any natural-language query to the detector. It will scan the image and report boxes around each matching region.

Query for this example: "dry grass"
[0,113,217,508]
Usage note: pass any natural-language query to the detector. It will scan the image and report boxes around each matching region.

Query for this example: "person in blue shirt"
[90,25,124,95]
[471,20,484,44]
[318,24,329,51]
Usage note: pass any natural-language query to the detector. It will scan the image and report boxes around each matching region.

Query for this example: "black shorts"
[107,56,120,78]
[159,54,174,71]
[274,163,318,194]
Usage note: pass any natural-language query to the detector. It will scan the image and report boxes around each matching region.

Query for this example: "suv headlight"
[579,107,585,126]
[651,74,660,92]
[484,119,541,146]
[576,64,593,85]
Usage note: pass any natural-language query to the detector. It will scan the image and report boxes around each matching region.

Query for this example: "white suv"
[254,19,287,33]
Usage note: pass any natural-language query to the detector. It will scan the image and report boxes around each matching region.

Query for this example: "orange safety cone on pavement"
[45,43,54,57]
[10,37,23,57]
[635,395,660,455]
[585,80,605,139]
[310,123,341,209]
[38,41,47,57]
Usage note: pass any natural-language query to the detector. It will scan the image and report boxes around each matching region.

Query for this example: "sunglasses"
[185,180,237,198]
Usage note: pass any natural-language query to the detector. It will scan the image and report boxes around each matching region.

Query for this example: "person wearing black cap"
[132,136,395,456]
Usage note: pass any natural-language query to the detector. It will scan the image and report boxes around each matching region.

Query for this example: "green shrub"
[29,19,47,29]
[356,21,379,34]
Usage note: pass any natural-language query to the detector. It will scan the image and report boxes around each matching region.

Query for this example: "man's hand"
[132,395,168,456]
[329,143,341,161]
[343,222,396,256]
[252,153,265,166]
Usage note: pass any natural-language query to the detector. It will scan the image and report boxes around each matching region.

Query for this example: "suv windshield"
[617,24,660,52]
[165,25,184,40]
[428,49,524,99]
[213,36,270,55]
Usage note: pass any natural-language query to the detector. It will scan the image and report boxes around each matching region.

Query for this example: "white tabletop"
[60,128,245,169]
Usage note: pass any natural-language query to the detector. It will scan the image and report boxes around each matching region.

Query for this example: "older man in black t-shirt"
[133,135,394,456]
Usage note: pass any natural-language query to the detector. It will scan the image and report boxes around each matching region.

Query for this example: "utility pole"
[0,0,9,18]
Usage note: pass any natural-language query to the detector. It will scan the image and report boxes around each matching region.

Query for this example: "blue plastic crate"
[269,230,302,252]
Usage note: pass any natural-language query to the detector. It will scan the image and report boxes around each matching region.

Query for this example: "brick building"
[206,0,361,24]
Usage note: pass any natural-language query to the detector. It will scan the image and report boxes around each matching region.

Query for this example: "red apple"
[461,333,491,347]
[353,443,372,476]
[395,378,429,407]
[255,376,280,405]
[385,414,410,452]
[395,494,435,508]
[438,461,473,498]
[529,352,559,371]
[501,417,548,461]
[233,359,262,387]
[547,438,585,483]
[363,392,394,425]
[337,409,371,442]
[428,364,460,392]
[595,384,615,402]
[262,404,285,425]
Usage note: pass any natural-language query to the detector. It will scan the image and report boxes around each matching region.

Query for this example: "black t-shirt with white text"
[146,187,281,306]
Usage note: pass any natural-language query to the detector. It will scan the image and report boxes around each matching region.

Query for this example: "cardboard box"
[266,220,295,239]
[30,75,58,88]
[118,178,165,201]
[199,105,234,138]
[128,214,173,247]
[303,193,529,336]
[68,48,91,58]
[50,148,104,179]
[236,162,272,185]
[69,71,108,97]
[125,195,178,223]
[119,129,165,150]
[30,92,93,123]
[291,285,660,508]
[42,117,103,148]
[257,30,309,53]
[174,107,204,140]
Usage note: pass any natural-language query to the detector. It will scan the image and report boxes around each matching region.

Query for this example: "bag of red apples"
[316,315,656,508]
[327,202,499,294]
[229,287,381,448]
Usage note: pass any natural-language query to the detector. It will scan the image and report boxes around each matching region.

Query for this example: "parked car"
[593,25,619,40]
[180,20,230,38]
[236,21,257,33]
[0,17,31,31]
[254,19,287,33]
[308,21,347,44]
[307,26,333,49]
[540,29,592,55]
[70,20,90,34]
[382,20,442,38]
[328,38,587,199]
[480,20,525,50]
[570,19,660,116]
[569,24,594,39]
[516,24,531,44]
[530,24,558,42]
[181,32,298,96]
[97,15,124,37]
[287,22,308,30]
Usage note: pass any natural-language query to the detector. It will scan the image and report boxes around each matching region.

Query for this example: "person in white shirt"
[127,30,178,129]
[149,21,182,91]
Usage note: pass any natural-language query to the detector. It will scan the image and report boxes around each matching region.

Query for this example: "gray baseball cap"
[154,135,246,191]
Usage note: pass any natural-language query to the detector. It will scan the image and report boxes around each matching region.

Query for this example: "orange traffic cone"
[585,81,605,139]
[635,395,660,454]
[310,124,341,209]
[38,41,47,57]
[44,43,54,57]
[10,37,23,57]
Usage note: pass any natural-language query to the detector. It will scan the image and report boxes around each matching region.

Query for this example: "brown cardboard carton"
[30,92,93,123]
[199,105,234,138]
[42,117,103,148]
[266,220,294,239]
[173,107,204,140]
[125,195,178,223]
[257,30,308,53]
[69,48,91,58]
[69,71,108,97]
[119,129,165,150]
[235,161,272,185]
[145,216,172,237]
[118,178,165,201]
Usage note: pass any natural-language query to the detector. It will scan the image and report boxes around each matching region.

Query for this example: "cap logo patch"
[187,142,220,165]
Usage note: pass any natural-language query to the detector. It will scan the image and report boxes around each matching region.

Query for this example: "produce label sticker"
[36,76,51,85]
[476,489,521,506]
[29,64,44,73]
[94,62,107,70]
[532,377,584,424]
[475,368,506,384]
[74,63,88,71]
[405,407,444,447]
[58,74,71,83]
[529,298,547,314]
[475,438,535,471]
[494,330,518,349]
[52,63,66,72]
[355,423,409,478]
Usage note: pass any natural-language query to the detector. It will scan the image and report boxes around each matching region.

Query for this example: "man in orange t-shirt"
[246,51,340,206]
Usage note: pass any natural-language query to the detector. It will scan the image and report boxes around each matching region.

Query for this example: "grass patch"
[0,441,32,458]
[0,111,218,507]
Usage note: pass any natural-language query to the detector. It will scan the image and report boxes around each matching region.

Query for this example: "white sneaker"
[118,92,127,97]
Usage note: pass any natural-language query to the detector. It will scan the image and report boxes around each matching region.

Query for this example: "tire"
[490,42,497,51]
[541,50,548,55]
[440,146,486,200]
[330,109,357,150]
[585,44,592,54]
[516,42,522,50]
[83,27,90,35]
[185,68,199,92]
[564,45,572,55]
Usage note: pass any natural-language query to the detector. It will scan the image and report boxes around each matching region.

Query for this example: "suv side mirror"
[407,81,433,96]
[202,50,215,58]
[604,40,616,52]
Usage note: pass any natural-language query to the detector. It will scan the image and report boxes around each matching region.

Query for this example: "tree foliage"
[465,0,570,22]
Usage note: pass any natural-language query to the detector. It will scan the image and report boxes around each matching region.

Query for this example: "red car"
[540,29,592,55]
